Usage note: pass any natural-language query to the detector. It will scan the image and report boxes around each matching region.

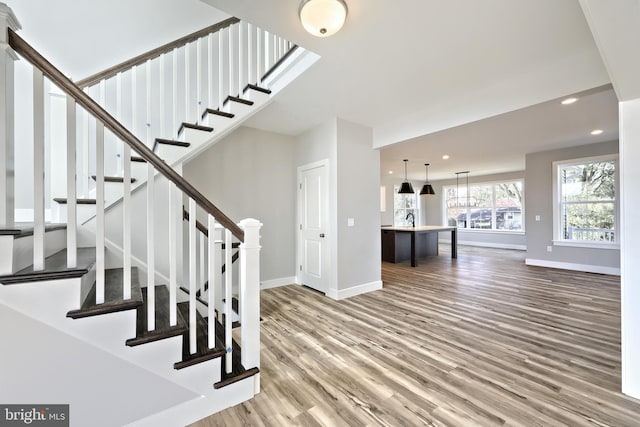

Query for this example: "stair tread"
[213,318,255,388]
[67,267,143,319]
[0,248,95,285]
[126,285,188,346]
[91,175,137,183]
[0,223,66,237]
[177,122,214,137]
[243,83,272,95]
[153,138,191,152]
[174,302,225,370]
[131,156,146,163]
[53,198,97,205]
[201,108,235,121]
[224,95,254,106]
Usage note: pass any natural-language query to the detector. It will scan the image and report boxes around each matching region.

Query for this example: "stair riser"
[52,203,97,224]
[243,89,270,104]
[0,229,66,276]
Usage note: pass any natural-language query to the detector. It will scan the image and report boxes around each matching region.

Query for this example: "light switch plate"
[347,218,355,227]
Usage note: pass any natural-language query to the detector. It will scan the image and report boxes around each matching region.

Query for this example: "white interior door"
[298,161,328,293]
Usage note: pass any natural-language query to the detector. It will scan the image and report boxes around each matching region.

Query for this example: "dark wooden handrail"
[75,17,240,88]
[261,45,299,83]
[8,29,244,241]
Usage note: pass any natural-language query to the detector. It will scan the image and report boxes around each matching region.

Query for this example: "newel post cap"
[0,3,21,44]
[238,218,263,247]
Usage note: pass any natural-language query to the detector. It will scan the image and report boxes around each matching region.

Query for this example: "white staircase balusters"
[218,28,225,112]
[168,181,177,326]
[207,215,217,349]
[33,67,45,271]
[123,142,132,300]
[238,21,244,97]
[188,197,197,354]
[229,23,235,100]
[224,228,233,374]
[66,97,77,268]
[95,121,105,305]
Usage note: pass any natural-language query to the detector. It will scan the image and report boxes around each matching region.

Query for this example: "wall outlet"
[547,245,553,252]
[535,215,541,221]
[347,218,355,227]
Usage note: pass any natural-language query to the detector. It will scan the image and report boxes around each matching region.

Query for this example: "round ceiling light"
[299,0,348,37]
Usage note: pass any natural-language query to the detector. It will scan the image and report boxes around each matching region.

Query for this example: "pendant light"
[299,0,348,37]
[398,159,415,194]
[420,163,435,195]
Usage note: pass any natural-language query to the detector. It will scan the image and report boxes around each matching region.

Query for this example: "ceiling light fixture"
[299,0,348,37]
[442,155,450,160]
[420,163,435,196]
[591,129,603,135]
[398,159,415,194]
[561,97,578,105]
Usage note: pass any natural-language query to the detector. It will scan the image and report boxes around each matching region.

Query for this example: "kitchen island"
[381,226,457,267]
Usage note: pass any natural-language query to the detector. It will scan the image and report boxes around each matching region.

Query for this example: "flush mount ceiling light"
[398,159,415,194]
[299,0,348,37]
[591,129,603,135]
[561,97,578,105]
[420,163,435,196]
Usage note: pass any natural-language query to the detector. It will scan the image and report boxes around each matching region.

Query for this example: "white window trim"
[442,178,525,232]
[552,153,619,248]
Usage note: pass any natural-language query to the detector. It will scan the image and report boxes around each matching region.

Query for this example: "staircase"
[0,4,311,426]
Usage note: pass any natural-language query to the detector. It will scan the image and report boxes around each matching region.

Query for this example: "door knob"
[320,233,325,238]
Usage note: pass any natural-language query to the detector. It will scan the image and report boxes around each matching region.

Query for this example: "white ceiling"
[8,0,618,181]
[201,0,616,179]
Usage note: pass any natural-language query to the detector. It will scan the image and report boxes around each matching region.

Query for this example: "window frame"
[442,178,525,233]
[552,154,619,249]
[393,184,420,227]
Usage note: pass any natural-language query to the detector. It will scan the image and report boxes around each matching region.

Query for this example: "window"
[444,180,524,231]
[393,185,419,226]
[553,155,617,246]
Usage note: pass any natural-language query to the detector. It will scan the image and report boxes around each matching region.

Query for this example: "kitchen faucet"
[406,212,415,227]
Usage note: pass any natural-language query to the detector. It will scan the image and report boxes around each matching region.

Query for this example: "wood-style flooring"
[190,246,640,426]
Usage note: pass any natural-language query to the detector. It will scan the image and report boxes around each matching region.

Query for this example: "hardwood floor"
[190,246,640,426]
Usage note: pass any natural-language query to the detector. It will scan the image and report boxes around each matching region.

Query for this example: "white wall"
[184,126,297,284]
[0,303,198,427]
[296,118,381,299]
[336,119,381,295]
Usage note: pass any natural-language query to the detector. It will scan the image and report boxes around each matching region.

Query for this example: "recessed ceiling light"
[388,171,393,174]
[561,97,578,105]
[442,155,450,160]
[591,129,603,135]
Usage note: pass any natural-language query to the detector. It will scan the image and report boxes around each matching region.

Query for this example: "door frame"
[296,159,330,293]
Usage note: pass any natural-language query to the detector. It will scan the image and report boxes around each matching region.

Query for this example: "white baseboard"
[525,258,620,276]
[260,276,296,290]
[440,239,526,251]
[327,280,383,300]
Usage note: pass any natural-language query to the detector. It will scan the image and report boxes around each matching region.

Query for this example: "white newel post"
[0,4,20,228]
[238,218,262,393]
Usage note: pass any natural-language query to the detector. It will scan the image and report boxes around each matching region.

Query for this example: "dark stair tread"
[91,175,137,183]
[174,302,225,370]
[243,83,272,95]
[0,247,95,285]
[131,156,146,163]
[177,122,214,137]
[126,285,188,346]
[67,267,143,319]
[0,223,66,237]
[223,96,254,106]
[53,198,97,205]
[214,367,260,389]
[153,138,191,152]
[201,108,235,121]
[213,323,257,389]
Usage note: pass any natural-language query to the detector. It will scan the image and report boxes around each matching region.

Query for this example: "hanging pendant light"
[420,163,435,195]
[299,0,348,37]
[398,159,415,194]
